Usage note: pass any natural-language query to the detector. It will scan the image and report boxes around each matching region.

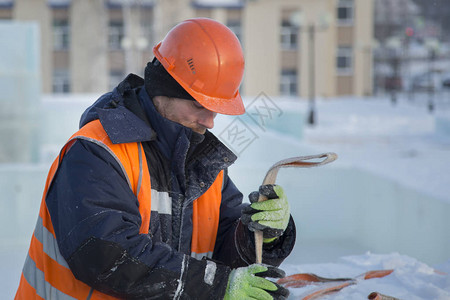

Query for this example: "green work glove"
[224,264,289,300]
[241,184,290,243]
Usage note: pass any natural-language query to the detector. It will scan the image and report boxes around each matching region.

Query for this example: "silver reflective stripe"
[191,251,213,260]
[203,260,217,286]
[71,136,133,190]
[151,189,172,215]
[22,254,77,300]
[34,216,70,269]
[87,288,94,300]
[137,143,143,195]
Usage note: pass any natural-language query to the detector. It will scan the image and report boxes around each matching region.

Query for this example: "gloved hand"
[224,264,289,300]
[241,184,290,243]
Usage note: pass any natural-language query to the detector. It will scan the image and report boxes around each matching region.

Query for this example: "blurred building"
[412,0,450,42]
[374,0,419,44]
[1,0,373,97]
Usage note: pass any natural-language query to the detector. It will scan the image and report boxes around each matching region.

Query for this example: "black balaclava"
[144,58,205,156]
[144,57,196,101]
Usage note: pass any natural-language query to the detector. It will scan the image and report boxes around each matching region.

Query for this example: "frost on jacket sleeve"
[45,139,231,299]
[213,172,296,268]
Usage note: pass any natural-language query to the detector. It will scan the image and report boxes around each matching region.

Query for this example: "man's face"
[152,96,217,134]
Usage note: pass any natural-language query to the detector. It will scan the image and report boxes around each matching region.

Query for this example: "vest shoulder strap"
[64,119,151,234]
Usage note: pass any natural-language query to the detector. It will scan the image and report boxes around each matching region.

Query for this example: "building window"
[336,46,353,75]
[140,9,154,47]
[337,0,354,25]
[53,70,70,93]
[53,19,70,50]
[280,70,297,96]
[280,20,298,50]
[48,0,71,7]
[192,0,244,8]
[227,20,242,43]
[109,21,124,50]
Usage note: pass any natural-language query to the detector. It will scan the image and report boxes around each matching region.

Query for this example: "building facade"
[1,0,373,97]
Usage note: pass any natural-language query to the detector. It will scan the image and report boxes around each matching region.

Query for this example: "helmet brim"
[184,87,245,116]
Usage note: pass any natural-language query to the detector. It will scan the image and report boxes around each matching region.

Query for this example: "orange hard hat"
[153,18,245,115]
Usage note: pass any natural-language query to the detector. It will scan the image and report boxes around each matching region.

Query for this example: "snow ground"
[1,93,449,299]
[282,252,450,300]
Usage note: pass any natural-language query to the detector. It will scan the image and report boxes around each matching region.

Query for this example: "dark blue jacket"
[45,74,296,299]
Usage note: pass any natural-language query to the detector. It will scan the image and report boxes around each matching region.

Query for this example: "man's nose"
[198,110,217,129]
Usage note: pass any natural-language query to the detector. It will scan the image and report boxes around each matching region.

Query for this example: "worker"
[15,18,296,299]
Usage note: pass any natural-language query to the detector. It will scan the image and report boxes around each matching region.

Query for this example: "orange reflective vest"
[15,119,223,299]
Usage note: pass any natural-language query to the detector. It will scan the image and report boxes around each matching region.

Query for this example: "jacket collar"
[138,86,204,160]
[137,82,239,182]
[78,73,238,168]
[79,74,156,144]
